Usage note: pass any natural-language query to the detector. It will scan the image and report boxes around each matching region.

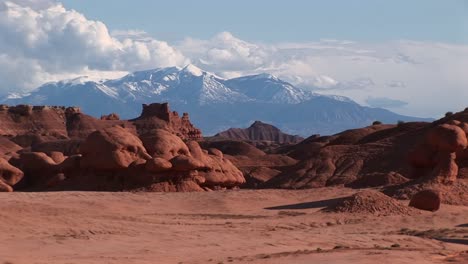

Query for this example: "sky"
[60,0,468,44]
[1,0,468,118]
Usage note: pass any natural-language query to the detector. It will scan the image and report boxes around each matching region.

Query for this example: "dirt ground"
[1,188,467,264]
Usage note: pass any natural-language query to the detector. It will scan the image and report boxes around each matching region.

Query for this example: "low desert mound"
[325,190,414,216]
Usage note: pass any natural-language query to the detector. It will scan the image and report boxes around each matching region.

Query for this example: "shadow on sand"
[435,238,468,246]
[264,197,346,210]
[456,223,468,228]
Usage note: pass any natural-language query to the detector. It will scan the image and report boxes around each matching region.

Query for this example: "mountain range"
[1,64,431,136]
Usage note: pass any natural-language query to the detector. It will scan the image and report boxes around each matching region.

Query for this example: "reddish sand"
[1,188,467,264]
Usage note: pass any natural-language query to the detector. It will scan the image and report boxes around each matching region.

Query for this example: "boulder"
[80,126,151,170]
[409,189,441,211]
[140,129,190,159]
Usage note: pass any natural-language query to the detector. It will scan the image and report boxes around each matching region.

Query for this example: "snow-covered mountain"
[1,64,431,136]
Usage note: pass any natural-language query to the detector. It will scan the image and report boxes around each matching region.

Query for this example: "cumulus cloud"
[179,32,270,72]
[0,0,187,92]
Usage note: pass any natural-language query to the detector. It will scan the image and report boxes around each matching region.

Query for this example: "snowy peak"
[223,73,315,104]
[181,64,204,77]
[2,65,348,107]
[250,73,279,81]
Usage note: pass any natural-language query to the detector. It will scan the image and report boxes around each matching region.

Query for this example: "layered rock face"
[0,103,242,192]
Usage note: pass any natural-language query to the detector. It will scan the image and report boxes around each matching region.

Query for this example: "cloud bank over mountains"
[1,0,467,117]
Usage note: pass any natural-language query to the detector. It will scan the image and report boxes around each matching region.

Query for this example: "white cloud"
[0,0,187,92]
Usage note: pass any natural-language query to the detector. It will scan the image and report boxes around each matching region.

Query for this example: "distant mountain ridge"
[214,121,304,144]
[1,64,432,136]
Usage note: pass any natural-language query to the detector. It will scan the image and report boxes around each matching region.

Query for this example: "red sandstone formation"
[214,121,303,145]
[80,126,152,170]
[2,101,468,201]
[3,121,243,192]
[132,103,202,140]
[0,102,202,145]
[0,103,239,192]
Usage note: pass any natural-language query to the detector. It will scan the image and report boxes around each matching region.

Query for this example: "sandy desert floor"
[0,188,467,264]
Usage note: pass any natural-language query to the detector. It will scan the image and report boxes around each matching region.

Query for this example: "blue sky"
[2,0,468,118]
[60,0,468,43]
